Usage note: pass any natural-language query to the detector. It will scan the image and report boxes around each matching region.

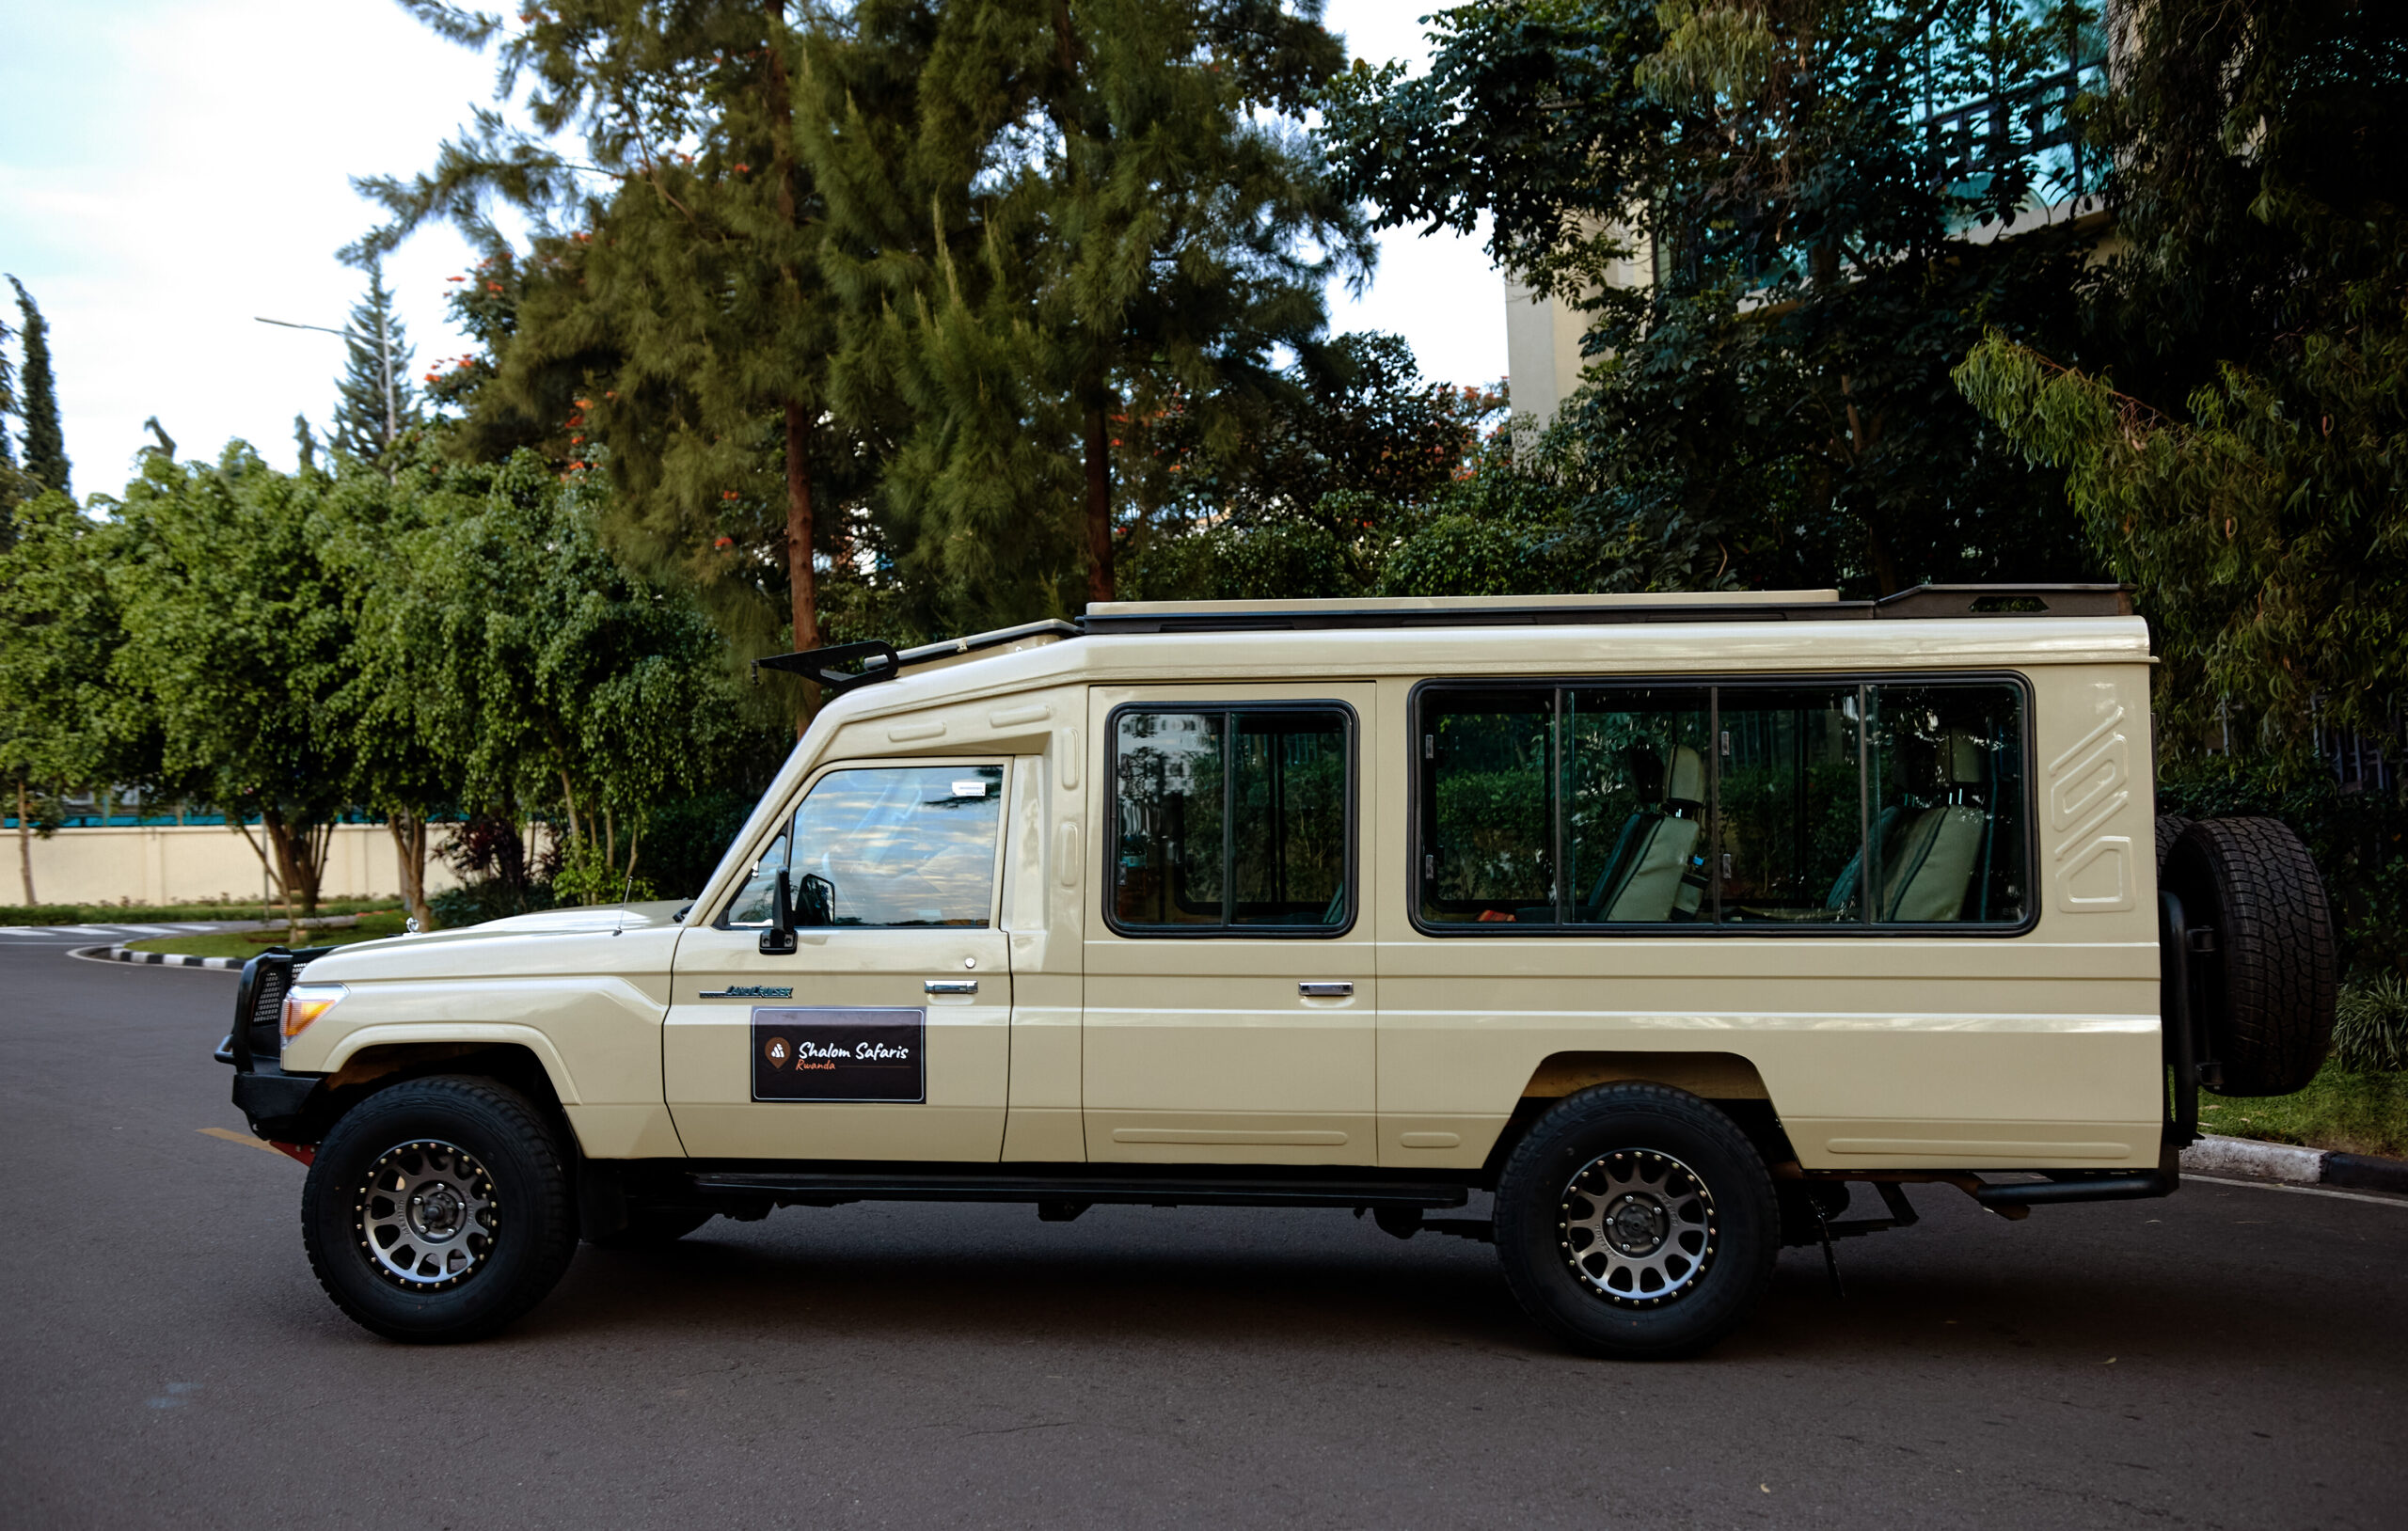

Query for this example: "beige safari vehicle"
[221,585,2337,1356]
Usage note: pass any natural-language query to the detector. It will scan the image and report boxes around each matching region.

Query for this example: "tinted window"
[727,766,1003,928]
[1114,706,1351,933]
[1867,685,2028,923]
[1718,688,1863,923]
[1415,680,2029,932]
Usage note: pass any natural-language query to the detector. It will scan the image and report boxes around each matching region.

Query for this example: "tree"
[357,0,860,710]
[878,0,1372,613]
[1323,0,2101,596]
[8,276,70,498]
[0,490,124,903]
[377,450,747,905]
[327,261,418,470]
[1955,0,2408,756]
[310,453,453,930]
[106,448,354,937]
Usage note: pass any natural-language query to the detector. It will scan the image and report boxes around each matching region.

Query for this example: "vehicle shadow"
[499,1192,2404,1375]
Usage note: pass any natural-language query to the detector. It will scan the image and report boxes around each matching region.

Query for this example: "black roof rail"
[1080,584,2133,636]
[753,619,1082,695]
[752,588,2135,690]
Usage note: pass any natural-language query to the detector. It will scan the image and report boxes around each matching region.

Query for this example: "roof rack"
[754,619,1080,694]
[1081,583,2132,634]
[750,585,2132,695]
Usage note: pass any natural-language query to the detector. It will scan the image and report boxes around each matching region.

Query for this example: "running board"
[687,1169,1470,1211]
[1972,1168,2176,1209]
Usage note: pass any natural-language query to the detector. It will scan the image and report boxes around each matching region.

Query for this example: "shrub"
[2332,973,2408,1074]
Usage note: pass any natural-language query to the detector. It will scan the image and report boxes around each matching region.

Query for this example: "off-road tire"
[584,1207,713,1248]
[1493,1083,1779,1360]
[2154,813,2192,873]
[2163,816,2337,1097]
[302,1075,578,1343]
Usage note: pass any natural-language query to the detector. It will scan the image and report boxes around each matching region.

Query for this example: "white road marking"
[2184,1172,2408,1207]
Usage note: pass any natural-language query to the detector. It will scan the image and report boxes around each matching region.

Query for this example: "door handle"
[1298,982,1354,998]
[925,979,978,995]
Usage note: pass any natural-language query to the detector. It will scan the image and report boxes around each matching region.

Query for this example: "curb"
[75,944,243,971]
[2181,1133,2408,1196]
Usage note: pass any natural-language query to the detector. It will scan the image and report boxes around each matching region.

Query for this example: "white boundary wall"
[8,824,464,908]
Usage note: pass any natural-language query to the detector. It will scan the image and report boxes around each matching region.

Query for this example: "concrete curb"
[77,944,244,971]
[2182,1133,2408,1196]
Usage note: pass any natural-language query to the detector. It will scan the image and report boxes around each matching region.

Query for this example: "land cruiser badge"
[751,1007,926,1103]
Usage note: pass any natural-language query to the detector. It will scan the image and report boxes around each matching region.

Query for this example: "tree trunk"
[388,813,432,931]
[15,781,32,906]
[261,809,305,942]
[784,400,818,655]
[558,768,583,852]
[764,11,820,718]
[1084,396,1115,605]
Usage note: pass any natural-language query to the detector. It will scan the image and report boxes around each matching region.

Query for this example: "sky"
[0,0,1505,489]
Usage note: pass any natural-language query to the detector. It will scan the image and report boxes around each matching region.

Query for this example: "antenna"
[612,864,636,936]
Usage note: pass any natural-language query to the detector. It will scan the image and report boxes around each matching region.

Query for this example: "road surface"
[3,934,2400,1527]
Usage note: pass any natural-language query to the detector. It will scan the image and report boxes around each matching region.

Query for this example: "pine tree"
[8,277,70,498]
[328,262,416,468]
[871,0,1370,610]
[357,2,863,695]
[0,304,22,532]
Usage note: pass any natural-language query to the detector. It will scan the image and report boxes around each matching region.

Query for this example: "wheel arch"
[307,1039,577,1150]
[1481,1052,1788,1185]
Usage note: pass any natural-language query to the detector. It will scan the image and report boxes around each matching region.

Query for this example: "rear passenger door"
[1082,685,1377,1165]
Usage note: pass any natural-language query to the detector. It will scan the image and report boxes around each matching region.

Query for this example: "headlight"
[280,983,347,1041]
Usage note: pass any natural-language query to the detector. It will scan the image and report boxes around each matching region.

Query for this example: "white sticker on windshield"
[950,781,989,797]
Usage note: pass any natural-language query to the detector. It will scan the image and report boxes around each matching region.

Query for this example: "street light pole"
[256,313,399,477]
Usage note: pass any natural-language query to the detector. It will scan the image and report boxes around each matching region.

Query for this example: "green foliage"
[370,450,760,901]
[2333,973,2408,1074]
[1323,0,2103,596]
[2155,757,2408,984]
[2193,1059,2408,1159]
[0,490,125,797]
[1954,0,2408,754]
[7,276,69,498]
[105,446,356,921]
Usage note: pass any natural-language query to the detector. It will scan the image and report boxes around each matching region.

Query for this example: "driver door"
[665,761,1014,1160]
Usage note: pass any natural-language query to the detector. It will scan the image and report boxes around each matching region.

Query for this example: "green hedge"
[0,898,403,925]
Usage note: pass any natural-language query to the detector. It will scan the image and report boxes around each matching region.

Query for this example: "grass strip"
[126,909,412,959]
[2198,1063,2408,1160]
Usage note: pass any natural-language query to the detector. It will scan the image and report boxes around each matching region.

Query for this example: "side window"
[1414,679,2030,932]
[724,829,792,927]
[1112,705,1352,934]
[1867,685,2028,923]
[1717,687,1863,923]
[723,766,1004,929]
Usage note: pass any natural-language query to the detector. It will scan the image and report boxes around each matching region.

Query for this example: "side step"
[687,1168,1471,1212]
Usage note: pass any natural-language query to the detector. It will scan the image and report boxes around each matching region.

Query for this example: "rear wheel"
[1493,1083,1778,1359]
[302,1076,578,1343]
[2162,816,2337,1097]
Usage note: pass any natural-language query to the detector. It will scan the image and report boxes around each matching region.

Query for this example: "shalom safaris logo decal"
[752,1006,925,1103]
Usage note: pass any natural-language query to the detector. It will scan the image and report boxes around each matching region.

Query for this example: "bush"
[2156,759,2408,983]
[427,876,557,929]
[2333,973,2408,1074]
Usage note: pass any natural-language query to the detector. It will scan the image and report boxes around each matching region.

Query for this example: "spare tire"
[2154,813,2192,872]
[2162,817,2337,1097]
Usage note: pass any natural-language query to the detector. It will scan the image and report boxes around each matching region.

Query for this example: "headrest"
[1623,746,1665,805]
[1666,745,1705,805]
[1939,731,1985,787]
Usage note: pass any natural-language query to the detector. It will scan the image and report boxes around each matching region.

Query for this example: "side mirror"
[759,869,799,955]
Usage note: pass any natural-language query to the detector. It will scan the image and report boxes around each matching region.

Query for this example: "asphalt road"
[3,936,2402,1529]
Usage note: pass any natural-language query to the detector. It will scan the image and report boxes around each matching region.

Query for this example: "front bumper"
[216,949,331,1142]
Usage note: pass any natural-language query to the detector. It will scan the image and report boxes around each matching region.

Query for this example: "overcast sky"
[0,0,1503,491]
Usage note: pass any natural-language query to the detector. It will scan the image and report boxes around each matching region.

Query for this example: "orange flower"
[734,163,751,173]
[713,535,735,549]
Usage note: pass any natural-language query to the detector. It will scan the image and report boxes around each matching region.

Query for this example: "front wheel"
[1493,1083,1779,1360]
[301,1076,578,1343]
